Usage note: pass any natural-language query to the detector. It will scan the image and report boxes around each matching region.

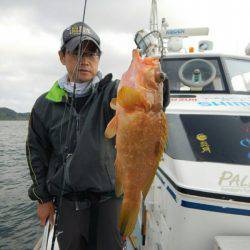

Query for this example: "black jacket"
[26,74,170,203]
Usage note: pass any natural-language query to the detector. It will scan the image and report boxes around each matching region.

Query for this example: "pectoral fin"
[117,86,149,111]
[110,98,117,110]
[105,116,117,138]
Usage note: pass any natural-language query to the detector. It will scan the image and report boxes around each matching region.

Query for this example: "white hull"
[142,168,250,250]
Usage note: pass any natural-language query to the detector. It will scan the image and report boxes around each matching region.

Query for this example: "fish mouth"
[155,71,166,83]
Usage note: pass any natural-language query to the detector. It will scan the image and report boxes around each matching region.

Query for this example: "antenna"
[150,0,158,31]
[136,0,210,55]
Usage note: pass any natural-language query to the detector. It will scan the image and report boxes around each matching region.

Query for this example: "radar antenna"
[150,0,158,31]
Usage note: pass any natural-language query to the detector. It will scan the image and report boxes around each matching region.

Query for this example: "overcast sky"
[1,0,250,112]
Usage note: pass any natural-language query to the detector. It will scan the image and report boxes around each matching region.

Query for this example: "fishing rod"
[50,0,88,249]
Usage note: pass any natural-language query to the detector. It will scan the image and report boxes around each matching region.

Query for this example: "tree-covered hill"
[0,107,30,120]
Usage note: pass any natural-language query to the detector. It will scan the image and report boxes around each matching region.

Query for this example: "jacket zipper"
[76,115,80,140]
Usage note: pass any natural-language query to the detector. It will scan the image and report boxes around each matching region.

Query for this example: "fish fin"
[142,174,156,199]
[115,159,123,197]
[117,86,149,111]
[105,116,117,138]
[119,192,142,236]
[160,111,168,154]
[156,112,168,161]
[110,98,117,110]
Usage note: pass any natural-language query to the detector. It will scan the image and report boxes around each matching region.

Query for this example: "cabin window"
[224,58,250,92]
[166,114,250,166]
[162,58,227,93]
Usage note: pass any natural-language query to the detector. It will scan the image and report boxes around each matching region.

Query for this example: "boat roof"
[162,52,250,61]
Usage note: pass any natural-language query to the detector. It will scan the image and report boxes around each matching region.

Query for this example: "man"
[26,22,169,250]
[26,22,123,250]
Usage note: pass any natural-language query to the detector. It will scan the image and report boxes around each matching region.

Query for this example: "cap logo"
[70,25,92,36]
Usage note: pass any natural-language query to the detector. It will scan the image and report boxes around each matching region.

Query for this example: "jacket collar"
[46,81,67,102]
[46,73,113,103]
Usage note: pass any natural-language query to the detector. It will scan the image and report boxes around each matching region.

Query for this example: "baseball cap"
[61,22,101,52]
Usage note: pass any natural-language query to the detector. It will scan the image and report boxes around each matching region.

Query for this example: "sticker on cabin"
[241,125,250,133]
[197,101,250,107]
[218,170,250,194]
[201,96,250,101]
[240,138,250,148]
[196,133,211,153]
[196,133,207,141]
[171,98,197,102]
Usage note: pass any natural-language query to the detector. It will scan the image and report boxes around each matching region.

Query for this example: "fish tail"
[119,192,141,236]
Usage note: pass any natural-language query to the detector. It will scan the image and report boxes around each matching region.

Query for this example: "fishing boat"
[130,52,250,250]
[127,1,250,250]
[35,1,250,249]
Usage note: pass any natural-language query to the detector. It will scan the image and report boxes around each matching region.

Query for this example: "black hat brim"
[64,36,101,52]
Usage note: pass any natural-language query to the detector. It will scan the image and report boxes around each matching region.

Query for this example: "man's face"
[59,41,100,83]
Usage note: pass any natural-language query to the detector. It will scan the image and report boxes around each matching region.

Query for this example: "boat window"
[224,58,250,92]
[166,114,250,166]
[161,58,227,93]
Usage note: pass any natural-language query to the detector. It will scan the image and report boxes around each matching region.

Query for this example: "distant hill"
[0,107,30,120]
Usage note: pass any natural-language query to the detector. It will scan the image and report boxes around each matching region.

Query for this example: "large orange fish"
[105,49,168,236]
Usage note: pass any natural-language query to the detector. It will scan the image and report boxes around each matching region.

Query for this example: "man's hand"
[37,201,55,226]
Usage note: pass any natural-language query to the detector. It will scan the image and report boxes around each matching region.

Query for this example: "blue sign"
[198,101,250,107]
[240,138,250,148]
